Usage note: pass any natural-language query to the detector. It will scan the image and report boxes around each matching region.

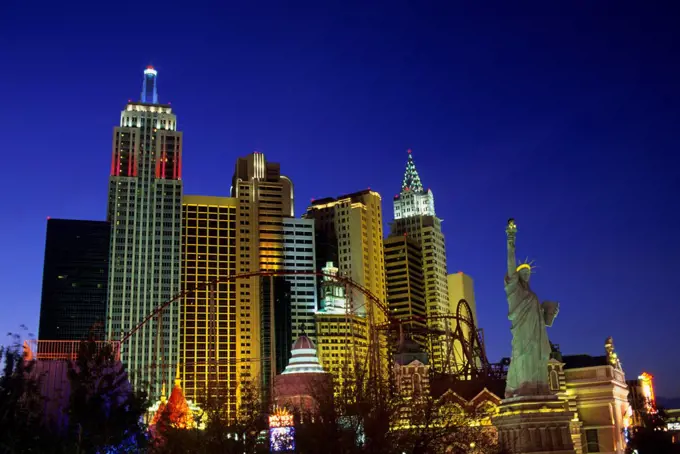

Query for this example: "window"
[585,429,599,452]
[549,370,559,391]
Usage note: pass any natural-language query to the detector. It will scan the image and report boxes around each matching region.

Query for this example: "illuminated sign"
[638,372,656,413]
[268,408,294,428]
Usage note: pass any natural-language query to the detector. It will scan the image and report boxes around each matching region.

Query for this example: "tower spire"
[141,65,158,104]
[401,149,424,193]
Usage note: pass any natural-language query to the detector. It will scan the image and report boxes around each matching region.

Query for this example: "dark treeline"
[1,333,506,454]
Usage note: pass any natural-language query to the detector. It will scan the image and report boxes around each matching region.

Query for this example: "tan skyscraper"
[390,151,450,371]
[384,235,427,348]
[230,152,294,394]
[304,189,386,314]
[447,272,480,373]
[181,195,238,418]
[447,272,477,323]
[304,189,388,381]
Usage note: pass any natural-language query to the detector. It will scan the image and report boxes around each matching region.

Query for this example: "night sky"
[1,2,678,397]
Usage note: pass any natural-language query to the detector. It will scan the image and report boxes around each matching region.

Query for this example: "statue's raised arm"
[506,218,517,277]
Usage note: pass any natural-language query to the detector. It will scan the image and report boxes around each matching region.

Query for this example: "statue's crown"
[516,258,535,273]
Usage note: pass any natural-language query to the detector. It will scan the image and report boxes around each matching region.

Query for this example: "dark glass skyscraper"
[107,67,183,400]
[39,219,110,341]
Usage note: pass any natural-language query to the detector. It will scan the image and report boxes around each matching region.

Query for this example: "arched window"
[549,369,560,391]
[413,373,422,395]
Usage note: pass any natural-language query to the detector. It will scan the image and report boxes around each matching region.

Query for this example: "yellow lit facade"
[181,195,238,419]
[549,340,631,454]
[230,152,293,394]
[384,235,427,349]
[315,313,368,384]
[447,272,480,373]
[304,190,386,320]
[305,190,388,381]
[391,215,449,369]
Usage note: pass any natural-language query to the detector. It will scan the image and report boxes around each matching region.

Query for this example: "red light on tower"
[147,65,154,70]
[47,216,51,220]
[407,148,412,154]
[311,198,315,202]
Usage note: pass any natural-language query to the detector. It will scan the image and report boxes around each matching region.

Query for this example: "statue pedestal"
[492,395,576,454]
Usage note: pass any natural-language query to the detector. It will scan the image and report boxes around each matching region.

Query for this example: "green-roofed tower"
[390,149,450,374]
[394,149,435,219]
[401,151,425,193]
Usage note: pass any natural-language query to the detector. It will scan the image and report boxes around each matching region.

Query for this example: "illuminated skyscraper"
[304,189,387,316]
[230,152,293,395]
[282,218,317,344]
[447,272,480,372]
[393,150,435,219]
[315,262,368,384]
[106,67,182,400]
[447,272,477,323]
[390,150,449,371]
[305,190,388,382]
[181,195,237,418]
[384,235,427,348]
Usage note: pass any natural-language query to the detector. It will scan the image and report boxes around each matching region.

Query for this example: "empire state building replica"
[106,67,183,399]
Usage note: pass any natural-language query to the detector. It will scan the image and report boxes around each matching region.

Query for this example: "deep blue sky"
[1,1,678,396]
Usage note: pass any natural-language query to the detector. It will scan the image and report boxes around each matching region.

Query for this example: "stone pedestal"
[492,395,576,454]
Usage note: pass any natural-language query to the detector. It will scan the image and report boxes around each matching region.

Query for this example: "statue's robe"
[504,272,551,398]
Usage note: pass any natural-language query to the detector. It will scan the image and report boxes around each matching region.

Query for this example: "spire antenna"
[141,65,158,104]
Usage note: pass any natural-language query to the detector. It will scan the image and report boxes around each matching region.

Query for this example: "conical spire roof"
[282,335,326,374]
[401,149,425,193]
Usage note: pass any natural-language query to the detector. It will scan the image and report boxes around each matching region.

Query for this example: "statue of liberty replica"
[493,219,576,454]
[504,218,559,398]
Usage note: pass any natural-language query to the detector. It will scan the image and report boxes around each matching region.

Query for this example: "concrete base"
[492,395,576,454]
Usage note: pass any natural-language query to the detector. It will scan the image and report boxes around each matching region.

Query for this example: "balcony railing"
[23,339,121,361]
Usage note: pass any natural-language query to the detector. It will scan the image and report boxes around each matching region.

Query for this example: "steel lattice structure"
[115,269,489,384]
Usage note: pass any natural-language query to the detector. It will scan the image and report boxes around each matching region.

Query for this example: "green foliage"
[0,335,60,453]
[1,331,503,453]
[0,332,149,454]
[66,337,149,453]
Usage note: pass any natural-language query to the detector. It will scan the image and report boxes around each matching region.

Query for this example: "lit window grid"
[107,163,182,400]
[181,203,237,412]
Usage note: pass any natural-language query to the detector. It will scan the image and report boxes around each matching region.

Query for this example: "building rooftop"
[562,354,608,369]
[281,335,327,375]
[309,188,379,207]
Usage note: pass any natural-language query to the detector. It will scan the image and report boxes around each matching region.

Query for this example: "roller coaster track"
[119,269,390,344]
[116,269,489,382]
